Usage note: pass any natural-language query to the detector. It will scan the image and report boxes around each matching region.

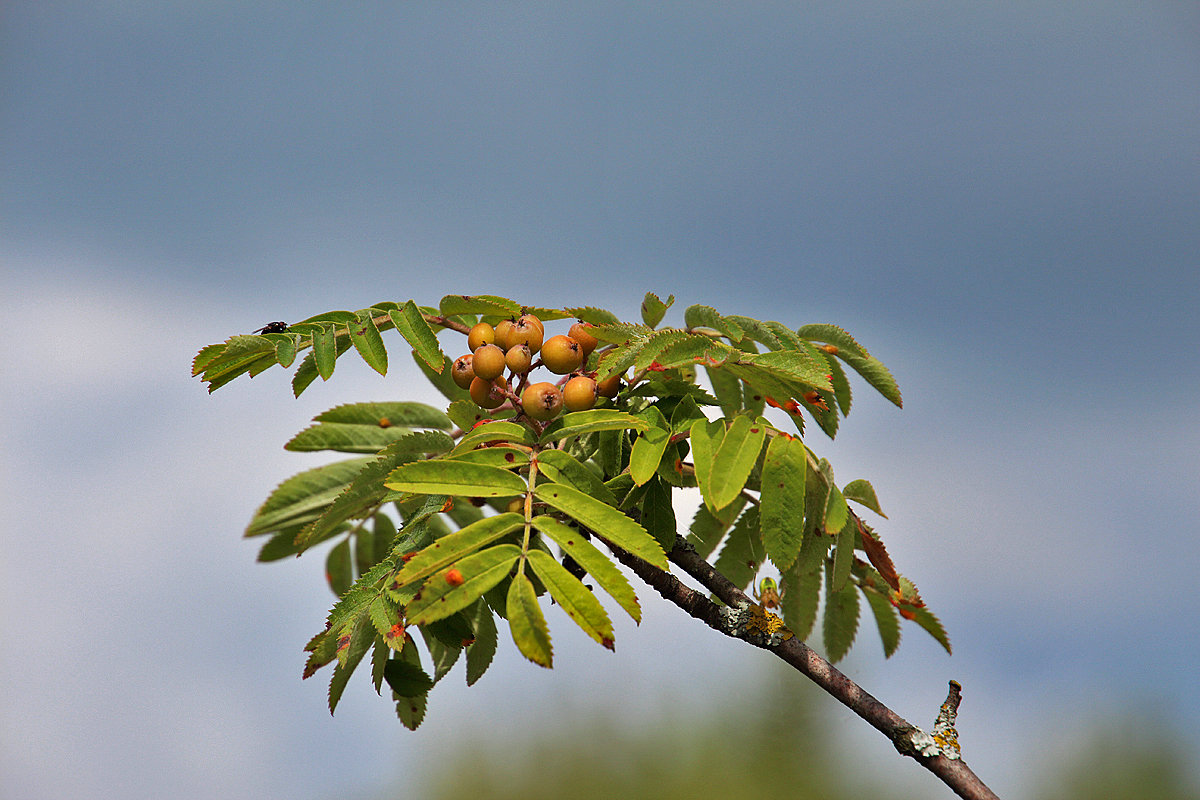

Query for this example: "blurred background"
[3,3,1198,799]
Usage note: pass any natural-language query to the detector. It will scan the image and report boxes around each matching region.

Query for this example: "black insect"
[253,321,289,334]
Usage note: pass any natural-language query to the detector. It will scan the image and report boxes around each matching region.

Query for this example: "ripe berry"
[521,382,564,421]
[510,315,544,353]
[568,322,599,358]
[451,354,476,389]
[472,344,507,381]
[562,375,598,412]
[596,373,622,398]
[469,376,509,409]
[494,319,517,350]
[467,322,496,351]
[505,343,533,374]
[541,335,584,374]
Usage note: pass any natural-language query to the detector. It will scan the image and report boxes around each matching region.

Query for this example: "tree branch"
[602,533,1000,800]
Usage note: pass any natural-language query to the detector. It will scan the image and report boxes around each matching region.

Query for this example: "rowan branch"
[603,533,1000,800]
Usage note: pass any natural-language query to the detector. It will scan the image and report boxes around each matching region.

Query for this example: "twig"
[601,533,1000,800]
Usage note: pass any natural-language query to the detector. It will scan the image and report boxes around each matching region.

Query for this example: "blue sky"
[3,4,1198,799]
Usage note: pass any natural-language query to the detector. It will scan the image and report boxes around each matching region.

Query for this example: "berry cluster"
[450,314,620,423]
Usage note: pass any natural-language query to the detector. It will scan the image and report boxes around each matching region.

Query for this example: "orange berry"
[596,373,622,398]
[469,376,508,409]
[510,315,544,354]
[521,382,564,421]
[568,322,599,357]
[505,343,533,374]
[562,375,598,412]
[541,335,584,374]
[494,319,517,350]
[451,354,476,389]
[472,344,507,381]
[467,322,496,351]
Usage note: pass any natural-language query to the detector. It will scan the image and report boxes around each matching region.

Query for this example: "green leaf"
[350,309,389,375]
[439,294,522,318]
[706,366,744,418]
[538,409,649,444]
[191,342,225,376]
[317,401,452,429]
[313,323,339,380]
[842,479,887,518]
[384,460,527,497]
[295,432,456,551]
[368,594,403,646]
[285,422,437,454]
[639,476,677,551]
[562,306,621,326]
[446,398,504,432]
[532,515,641,623]
[384,658,435,698]
[326,538,354,596]
[795,323,869,359]
[824,351,853,417]
[448,446,530,471]
[405,544,522,625]
[246,457,373,536]
[830,515,856,592]
[389,513,524,590]
[760,433,807,570]
[507,573,553,668]
[861,585,901,658]
[528,550,615,649]
[833,349,902,408]
[596,428,626,479]
[823,570,860,663]
[912,606,952,654]
[712,506,764,592]
[640,292,674,328]
[392,635,428,730]
[628,406,671,486]
[686,498,746,561]
[780,561,821,641]
[389,301,445,373]
[421,627,462,685]
[688,418,725,509]
[707,415,768,511]
[329,614,374,714]
[465,599,498,686]
[683,305,746,341]
[824,483,849,536]
[533,483,667,570]
[739,350,832,391]
[452,420,536,454]
[535,449,615,506]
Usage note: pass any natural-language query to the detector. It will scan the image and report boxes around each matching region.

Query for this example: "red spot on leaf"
[378,417,392,428]
[647,361,666,371]
[445,568,465,587]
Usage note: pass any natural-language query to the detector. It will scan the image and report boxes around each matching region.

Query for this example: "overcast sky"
[3,4,1199,799]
